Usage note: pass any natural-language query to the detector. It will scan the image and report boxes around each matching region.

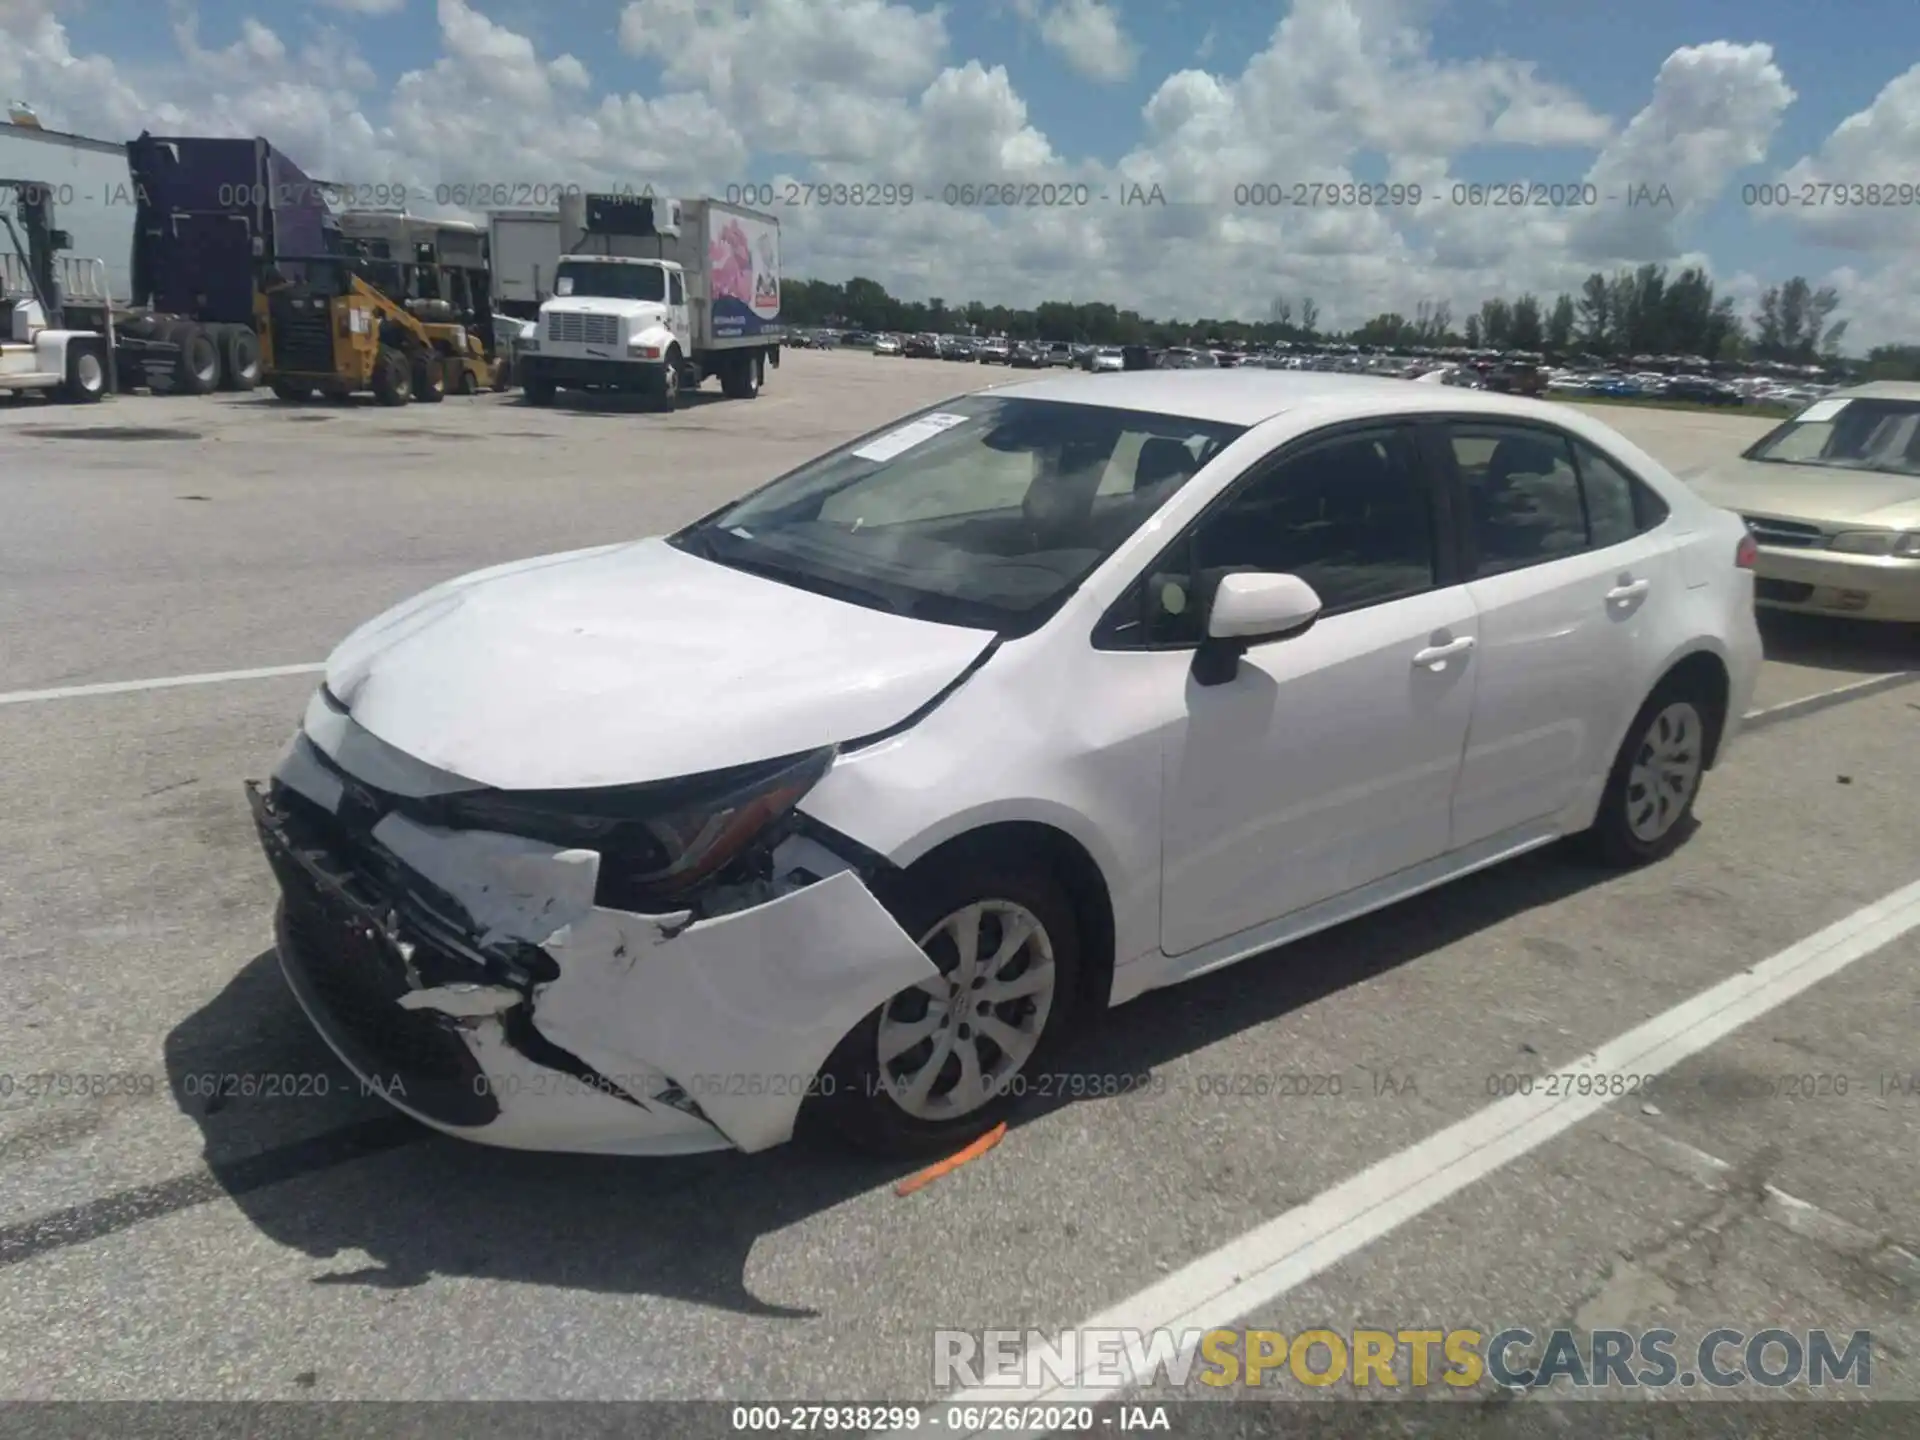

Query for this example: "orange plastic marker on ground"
[895,1122,1008,1196]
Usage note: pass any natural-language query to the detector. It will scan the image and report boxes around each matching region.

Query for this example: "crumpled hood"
[1686,458,1920,529]
[323,538,997,791]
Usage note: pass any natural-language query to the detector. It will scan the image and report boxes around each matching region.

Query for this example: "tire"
[411,353,446,403]
[490,357,512,393]
[172,324,220,395]
[221,326,261,391]
[720,350,760,400]
[522,373,556,405]
[645,353,681,412]
[371,346,412,406]
[456,364,479,396]
[817,858,1083,1159]
[1577,678,1718,868]
[269,380,313,402]
[57,341,107,403]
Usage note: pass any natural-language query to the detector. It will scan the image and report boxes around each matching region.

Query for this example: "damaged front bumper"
[245,741,938,1156]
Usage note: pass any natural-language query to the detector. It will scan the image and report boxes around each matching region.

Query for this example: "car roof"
[1834,380,1920,402]
[978,369,1586,427]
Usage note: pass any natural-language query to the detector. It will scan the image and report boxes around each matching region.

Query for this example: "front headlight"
[1829,530,1920,558]
[430,747,836,911]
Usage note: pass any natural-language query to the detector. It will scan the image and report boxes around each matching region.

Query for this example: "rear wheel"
[720,350,761,399]
[220,326,261,391]
[172,324,220,395]
[455,364,479,396]
[818,859,1081,1159]
[522,372,556,405]
[1578,679,1717,867]
[269,380,313,402]
[371,346,412,406]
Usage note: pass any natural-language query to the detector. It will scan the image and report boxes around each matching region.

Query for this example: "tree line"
[782,268,1920,379]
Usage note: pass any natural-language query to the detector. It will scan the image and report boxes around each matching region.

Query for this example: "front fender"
[630,323,679,357]
[34,329,85,371]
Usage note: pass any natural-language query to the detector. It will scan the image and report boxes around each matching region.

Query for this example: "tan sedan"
[1688,381,1920,622]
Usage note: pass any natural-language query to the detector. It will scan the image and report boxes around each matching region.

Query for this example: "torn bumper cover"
[245,749,937,1156]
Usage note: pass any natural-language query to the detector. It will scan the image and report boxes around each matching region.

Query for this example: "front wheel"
[371,345,413,406]
[645,355,681,413]
[411,354,446,403]
[58,342,107,403]
[1577,681,1716,867]
[818,861,1081,1158]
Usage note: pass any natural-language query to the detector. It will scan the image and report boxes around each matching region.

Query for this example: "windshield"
[553,260,666,302]
[1744,397,1920,476]
[670,395,1246,634]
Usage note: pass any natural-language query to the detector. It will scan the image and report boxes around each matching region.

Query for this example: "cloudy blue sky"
[8,0,1920,347]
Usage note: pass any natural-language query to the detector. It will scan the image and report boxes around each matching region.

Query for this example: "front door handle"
[1412,636,1476,669]
[1607,578,1650,604]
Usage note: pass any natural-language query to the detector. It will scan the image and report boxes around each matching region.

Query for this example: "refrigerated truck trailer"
[0,121,333,392]
[515,193,781,410]
[487,207,564,321]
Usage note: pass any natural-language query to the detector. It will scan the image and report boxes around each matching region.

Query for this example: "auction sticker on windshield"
[851,413,972,462]
[1795,397,1849,422]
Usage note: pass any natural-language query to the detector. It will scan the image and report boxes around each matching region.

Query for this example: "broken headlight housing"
[428,747,836,912]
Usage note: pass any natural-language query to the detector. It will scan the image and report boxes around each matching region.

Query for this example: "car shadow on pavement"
[163,843,1612,1316]
[1758,610,1919,674]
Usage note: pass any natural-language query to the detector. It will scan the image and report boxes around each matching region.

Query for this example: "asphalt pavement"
[0,351,1916,1421]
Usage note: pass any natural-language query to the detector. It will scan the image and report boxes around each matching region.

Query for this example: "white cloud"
[1,0,1917,347]
[1766,62,1920,252]
[1034,0,1136,84]
[1566,42,1794,263]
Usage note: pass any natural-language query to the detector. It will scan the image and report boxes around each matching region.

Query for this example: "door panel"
[1160,589,1480,955]
[1445,423,1676,847]
[1153,422,1478,957]
[667,272,691,352]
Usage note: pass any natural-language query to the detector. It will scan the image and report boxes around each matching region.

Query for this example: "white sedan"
[248,372,1763,1160]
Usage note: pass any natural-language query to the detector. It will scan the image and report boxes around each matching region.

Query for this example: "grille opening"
[1742,516,1825,549]
[546,312,620,346]
[272,860,502,1128]
[1754,577,1815,604]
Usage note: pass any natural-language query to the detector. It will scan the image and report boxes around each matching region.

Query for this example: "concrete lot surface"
[0,350,1916,1413]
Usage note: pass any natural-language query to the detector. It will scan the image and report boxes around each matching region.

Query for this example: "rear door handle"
[1607,578,1650,604]
[1412,636,1475,668]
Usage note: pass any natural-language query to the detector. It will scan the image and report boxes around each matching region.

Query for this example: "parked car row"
[785,329,1127,370]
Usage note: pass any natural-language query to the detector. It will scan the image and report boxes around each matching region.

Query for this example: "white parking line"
[1739,670,1917,730]
[909,875,1920,1438]
[0,663,324,706]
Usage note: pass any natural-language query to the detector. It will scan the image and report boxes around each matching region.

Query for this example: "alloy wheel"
[1625,701,1703,842]
[876,901,1057,1121]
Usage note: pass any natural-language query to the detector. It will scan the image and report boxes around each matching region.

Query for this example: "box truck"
[515,193,781,411]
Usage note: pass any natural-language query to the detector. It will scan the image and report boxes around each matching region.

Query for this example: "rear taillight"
[1735,533,1757,569]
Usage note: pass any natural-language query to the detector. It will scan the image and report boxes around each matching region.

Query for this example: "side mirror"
[1192,571,1323,687]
